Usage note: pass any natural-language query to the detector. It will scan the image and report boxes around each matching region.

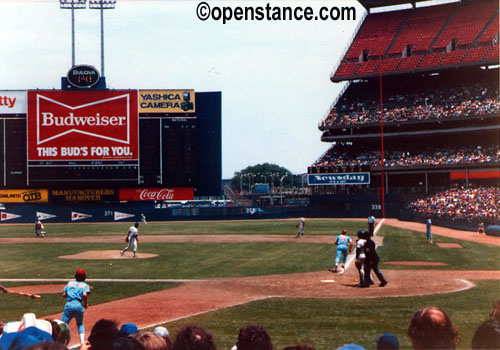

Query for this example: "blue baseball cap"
[337,344,366,350]
[376,333,399,350]
[118,323,139,337]
[0,326,53,350]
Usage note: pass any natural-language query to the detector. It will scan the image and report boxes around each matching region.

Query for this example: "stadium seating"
[440,49,467,66]
[333,0,498,79]
[389,4,455,55]
[432,0,498,48]
[346,10,410,60]
[311,144,500,170]
[408,186,499,224]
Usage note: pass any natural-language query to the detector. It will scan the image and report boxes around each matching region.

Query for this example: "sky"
[0,0,365,179]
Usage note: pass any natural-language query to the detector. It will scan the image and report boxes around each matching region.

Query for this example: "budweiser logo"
[139,189,175,201]
[36,94,131,145]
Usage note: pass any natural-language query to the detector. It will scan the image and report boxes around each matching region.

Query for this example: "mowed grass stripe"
[0,242,334,279]
[0,219,364,237]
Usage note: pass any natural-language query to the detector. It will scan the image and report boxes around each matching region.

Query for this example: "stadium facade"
[309,0,499,226]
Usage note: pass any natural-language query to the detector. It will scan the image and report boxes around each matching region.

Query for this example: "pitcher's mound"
[59,250,158,260]
[384,261,448,266]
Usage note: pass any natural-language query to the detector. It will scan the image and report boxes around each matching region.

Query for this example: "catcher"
[120,221,140,257]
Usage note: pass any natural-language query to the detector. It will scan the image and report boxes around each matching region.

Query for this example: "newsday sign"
[27,90,138,161]
[308,173,370,185]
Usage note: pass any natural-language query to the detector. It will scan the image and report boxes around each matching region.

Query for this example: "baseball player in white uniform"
[120,222,140,257]
[296,217,306,238]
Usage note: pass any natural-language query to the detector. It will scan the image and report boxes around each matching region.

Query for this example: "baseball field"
[0,218,498,349]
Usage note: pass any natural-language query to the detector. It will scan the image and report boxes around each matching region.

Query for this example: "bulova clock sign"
[66,65,100,88]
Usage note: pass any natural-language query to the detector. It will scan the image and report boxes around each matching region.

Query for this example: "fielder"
[334,229,353,274]
[35,217,46,238]
[62,269,90,346]
[121,222,140,257]
[368,215,375,237]
[141,213,147,225]
[426,216,433,243]
[295,217,306,238]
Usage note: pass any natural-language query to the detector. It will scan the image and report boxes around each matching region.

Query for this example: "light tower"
[59,0,87,67]
[89,0,116,78]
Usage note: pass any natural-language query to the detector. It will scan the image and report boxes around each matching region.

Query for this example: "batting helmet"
[357,230,364,238]
[342,229,347,234]
[75,269,86,282]
[134,221,140,228]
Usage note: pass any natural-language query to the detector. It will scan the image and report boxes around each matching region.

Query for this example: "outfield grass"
[0,219,498,350]
[378,225,500,270]
[0,282,178,322]
[0,242,334,279]
[0,219,364,237]
[153,280,499,350]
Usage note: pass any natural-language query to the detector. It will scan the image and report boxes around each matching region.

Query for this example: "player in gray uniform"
[355,230,374,286]
[120,222,140,257]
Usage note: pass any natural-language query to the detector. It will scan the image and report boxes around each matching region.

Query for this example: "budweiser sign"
[27,90,138,161]
[119,188,194,201]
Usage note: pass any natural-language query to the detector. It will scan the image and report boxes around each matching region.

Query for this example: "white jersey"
[298,217,305,232]
[128,226,138,242]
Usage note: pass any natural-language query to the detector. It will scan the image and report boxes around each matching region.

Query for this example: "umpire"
[360,231,387,288]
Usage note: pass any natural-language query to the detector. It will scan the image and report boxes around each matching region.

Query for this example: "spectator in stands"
[84,319,120,350]
[154,327,172,349]
[110,336,144,350]
[172,325,216,350]
[236,324,273,350]
[375,333,399,350]
[471,319,500,349]
[133,332,170,350]
[407,306,458,349]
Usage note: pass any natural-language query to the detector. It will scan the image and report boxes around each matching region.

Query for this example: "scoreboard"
[0,90,220,196]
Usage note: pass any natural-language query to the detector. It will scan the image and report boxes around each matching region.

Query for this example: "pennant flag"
[36,211,57,221]
[71,211,92,221]
[1,212,21,221]
[114,211,135,221]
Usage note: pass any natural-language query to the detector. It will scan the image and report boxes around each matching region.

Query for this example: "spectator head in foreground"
[172,325,216,350]
[119,323,140,337]
[110,336,145,350]
[471,319,500,349]
[375,333,399,350]
[236,324,272,350]
[87,319,120,350]
[407,306,458,349]
[134,332,170,350]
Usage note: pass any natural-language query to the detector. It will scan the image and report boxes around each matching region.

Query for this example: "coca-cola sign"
[28,90,138,161]
[119,188,194,201]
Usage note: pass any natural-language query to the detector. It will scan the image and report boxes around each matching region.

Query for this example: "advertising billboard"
[27,90,138,161]
[139,90,195,114]
[0,90,27,114]
[0,189,48,203]
[308,173,370,185]
[119,188,194,201]
[50,189,117,202]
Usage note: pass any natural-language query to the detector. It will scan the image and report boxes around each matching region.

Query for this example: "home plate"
[321,280,335,283]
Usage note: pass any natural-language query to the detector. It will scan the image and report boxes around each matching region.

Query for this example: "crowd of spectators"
[320,81,499,127]
[310,144,499,170]
[1,302,500,349]
[408,186,499,224]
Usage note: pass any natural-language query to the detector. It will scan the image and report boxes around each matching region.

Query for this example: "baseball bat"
[0,285,42,299]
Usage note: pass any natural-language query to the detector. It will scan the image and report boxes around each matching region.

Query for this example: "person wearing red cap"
[333,229,353,274]
[61,268,90,346]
